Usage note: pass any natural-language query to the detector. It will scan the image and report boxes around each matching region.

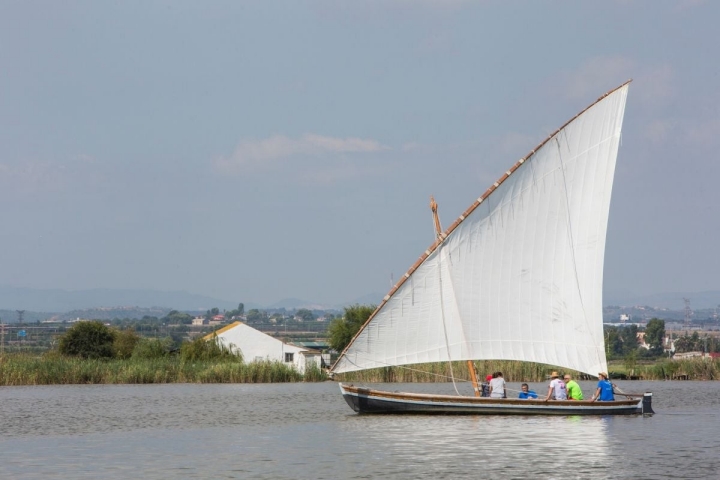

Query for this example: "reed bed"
[332,358,720,383]
[0,353,326,386]
[629,358,720,380]
[333,360,572,384]
[5,353,716,385]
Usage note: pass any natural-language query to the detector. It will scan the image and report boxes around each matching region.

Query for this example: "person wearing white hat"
[543,371,567,401]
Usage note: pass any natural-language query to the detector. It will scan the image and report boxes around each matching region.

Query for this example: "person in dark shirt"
[480,374,492,397]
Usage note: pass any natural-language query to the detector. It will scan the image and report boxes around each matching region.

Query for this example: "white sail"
[332,83,629,377]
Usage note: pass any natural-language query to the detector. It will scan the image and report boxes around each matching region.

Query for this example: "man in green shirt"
[564,374,584,400]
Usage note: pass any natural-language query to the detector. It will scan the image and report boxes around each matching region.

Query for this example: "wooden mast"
[431,195,481,397]
[430,195,442,239]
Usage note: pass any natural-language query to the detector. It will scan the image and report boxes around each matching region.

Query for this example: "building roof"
[203,321,240,340]
[203,322,320,354]
[292,341,329,350]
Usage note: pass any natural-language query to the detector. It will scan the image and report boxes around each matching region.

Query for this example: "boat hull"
[339,384,651,416]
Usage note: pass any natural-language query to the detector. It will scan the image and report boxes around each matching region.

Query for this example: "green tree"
[619,324,639,354]
[644,318,665,355]
[691,331,702,351]
[163,310,193,325]
[604,326,622,358]
[674,335,691,353]
[224,303,246,319]
[709,335,719,353]
[132,337,173,359]
[327,304,376,352]
[623,349,638,375]
[246,309,267,324]
[676,331,705,353]
[58,321,116,359]
[113,328,140,359]
[296,308,315,322]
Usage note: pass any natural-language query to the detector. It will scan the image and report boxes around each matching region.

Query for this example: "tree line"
[58,320,240,361]
[328,311,676,363]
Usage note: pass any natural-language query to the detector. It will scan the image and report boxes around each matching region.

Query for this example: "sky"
[1,0,719,308]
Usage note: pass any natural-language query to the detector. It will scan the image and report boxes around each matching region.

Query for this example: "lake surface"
[1,380,718,479]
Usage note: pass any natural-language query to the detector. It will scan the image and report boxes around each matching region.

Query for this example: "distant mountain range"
[0,286,249,313]
[603,290,720,310]
[1,285,718,321]
[0,286,383,317]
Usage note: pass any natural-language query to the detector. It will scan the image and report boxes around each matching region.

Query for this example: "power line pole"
[683,298,692,327]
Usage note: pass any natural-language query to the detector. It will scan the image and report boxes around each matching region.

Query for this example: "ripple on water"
[1,381,719,479]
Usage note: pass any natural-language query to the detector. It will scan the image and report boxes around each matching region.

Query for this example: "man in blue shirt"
[591,372,615,401]
[518,383,538,399]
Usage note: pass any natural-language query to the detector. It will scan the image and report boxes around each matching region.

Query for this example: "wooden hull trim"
[339,384,652,416]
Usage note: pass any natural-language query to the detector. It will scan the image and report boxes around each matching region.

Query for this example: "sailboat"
[330,81,654,415]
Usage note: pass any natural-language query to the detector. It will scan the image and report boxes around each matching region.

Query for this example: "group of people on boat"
[540,371,615,402]
[479,369,616,402]
[480,371,507,398]
[543,371,579,401]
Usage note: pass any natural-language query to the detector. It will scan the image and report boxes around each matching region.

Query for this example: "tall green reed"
[334,360,585,383]
[0,352,328,385]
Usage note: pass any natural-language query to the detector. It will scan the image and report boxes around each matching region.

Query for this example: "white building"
[673,351,704,360]
[204,321,322,374]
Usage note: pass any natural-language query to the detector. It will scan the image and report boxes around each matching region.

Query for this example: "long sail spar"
[331,81,631,377]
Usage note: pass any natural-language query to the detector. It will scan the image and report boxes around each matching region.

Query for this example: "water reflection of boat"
[331,82,653,416]
[339,409,611,475]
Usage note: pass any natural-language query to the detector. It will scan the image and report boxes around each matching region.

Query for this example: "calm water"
[0,380,718,479]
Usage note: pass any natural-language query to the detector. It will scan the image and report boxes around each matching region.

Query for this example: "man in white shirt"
[543,371,567,401]
[489,372,506,398]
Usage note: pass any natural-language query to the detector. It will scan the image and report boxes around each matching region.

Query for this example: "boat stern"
[640,392,654,415]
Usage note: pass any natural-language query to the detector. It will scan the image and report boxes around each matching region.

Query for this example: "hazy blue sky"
[1,1,718,307]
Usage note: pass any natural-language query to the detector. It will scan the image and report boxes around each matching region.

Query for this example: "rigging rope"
[429,195,461,395]
[338,351,473,383]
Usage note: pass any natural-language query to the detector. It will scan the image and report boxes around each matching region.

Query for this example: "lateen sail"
[332,82,630,377]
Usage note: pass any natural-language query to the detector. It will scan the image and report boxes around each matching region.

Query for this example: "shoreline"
[2,354,717,386]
